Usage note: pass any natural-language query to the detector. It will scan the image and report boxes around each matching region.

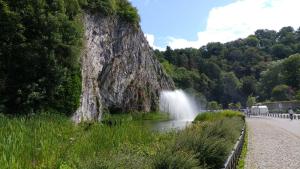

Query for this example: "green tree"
[282,54,300,89]
[243,47,263,65]
[277,26,295,45]
[235,102,241,109]
[246,96,256,107]
[245,35,259,47]
[226,49,243,61]
[117,0,140,25]
[158,25,300,106]
[271,44,293,59]
[221,72,241,105]
[206,42,224,56]
[259,60,284,99]
[255,29,276,50]
[271,84,293,101]
[201,62,221,80]
[207,101,222,110]
[296,90,300,101]
[164,46,175,64]
[0,0,85,114]
[241,76,257,96]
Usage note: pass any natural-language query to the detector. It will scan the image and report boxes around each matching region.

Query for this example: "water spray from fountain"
[159,89,200,121]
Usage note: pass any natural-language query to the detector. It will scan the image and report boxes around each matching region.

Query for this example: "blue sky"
[130,0,300,50]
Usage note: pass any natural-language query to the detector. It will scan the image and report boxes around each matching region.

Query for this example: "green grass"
[194,110,245,122]
[131,111,170,121]
[0,112,171,169]
[101,111,170,126]
[0,110,244,169]
[154,110,245,169]
[237,125,248,169]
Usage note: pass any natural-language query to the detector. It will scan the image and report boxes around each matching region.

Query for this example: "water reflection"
[142,120,192,132]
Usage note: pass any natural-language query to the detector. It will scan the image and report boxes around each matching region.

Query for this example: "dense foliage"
[153,110,244,169]
[0,0,139,115]
[157,26,300,107]
[83,0,140,26]
[0,110,244,169]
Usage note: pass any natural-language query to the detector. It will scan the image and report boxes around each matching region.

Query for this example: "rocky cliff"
[73,12,174,122]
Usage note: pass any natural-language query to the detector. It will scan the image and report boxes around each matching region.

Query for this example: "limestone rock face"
[73,12,174,122]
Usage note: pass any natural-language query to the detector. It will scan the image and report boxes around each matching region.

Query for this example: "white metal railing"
[264,113,300,120]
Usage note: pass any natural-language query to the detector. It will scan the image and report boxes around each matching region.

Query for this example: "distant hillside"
[155,26,300,108]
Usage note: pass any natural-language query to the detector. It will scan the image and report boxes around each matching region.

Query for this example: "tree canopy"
[157,27,300,107]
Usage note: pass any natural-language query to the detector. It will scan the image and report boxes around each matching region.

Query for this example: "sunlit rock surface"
[73,12,174,122]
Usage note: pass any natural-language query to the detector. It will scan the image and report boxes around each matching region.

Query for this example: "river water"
[141,120,193,132]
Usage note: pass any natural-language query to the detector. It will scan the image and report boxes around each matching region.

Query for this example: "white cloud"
[145,33,165,51]
[168,0,300,49]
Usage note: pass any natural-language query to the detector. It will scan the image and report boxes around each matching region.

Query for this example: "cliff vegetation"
[0,0,140,115]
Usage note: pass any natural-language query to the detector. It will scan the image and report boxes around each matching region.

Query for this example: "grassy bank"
[0,111,244,169]
[0,112,170,169]
[152,110,244,169]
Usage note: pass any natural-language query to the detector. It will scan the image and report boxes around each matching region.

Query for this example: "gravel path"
[245,117,300,169]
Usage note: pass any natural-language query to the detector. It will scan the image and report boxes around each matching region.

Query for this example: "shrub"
[194,110,245,122]
[207,101,222,110]
[86,0,117,15]
[0,0,83,115]
[84,0,140,27]
[173,117,244,169]
[117,0,140,26]
[271,84,294,101]
[152,148,203,169]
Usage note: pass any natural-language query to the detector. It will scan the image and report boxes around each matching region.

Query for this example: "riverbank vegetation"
[154,111,244,169]
[0,110,244,169]
[156,27,300,107]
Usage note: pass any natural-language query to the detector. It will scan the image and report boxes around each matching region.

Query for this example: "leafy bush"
[152,110,244,169]
[84,0,140,26]
[207,101,222,110]
[152,148,203,169]
[86,0,117,15]
[117,0,140,26]
[173,116,244,168]
[194,110,245,122]
[0,0,84,115]
[271,84,294,101]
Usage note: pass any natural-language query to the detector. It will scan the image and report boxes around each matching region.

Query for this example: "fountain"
[159,89,200,121]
